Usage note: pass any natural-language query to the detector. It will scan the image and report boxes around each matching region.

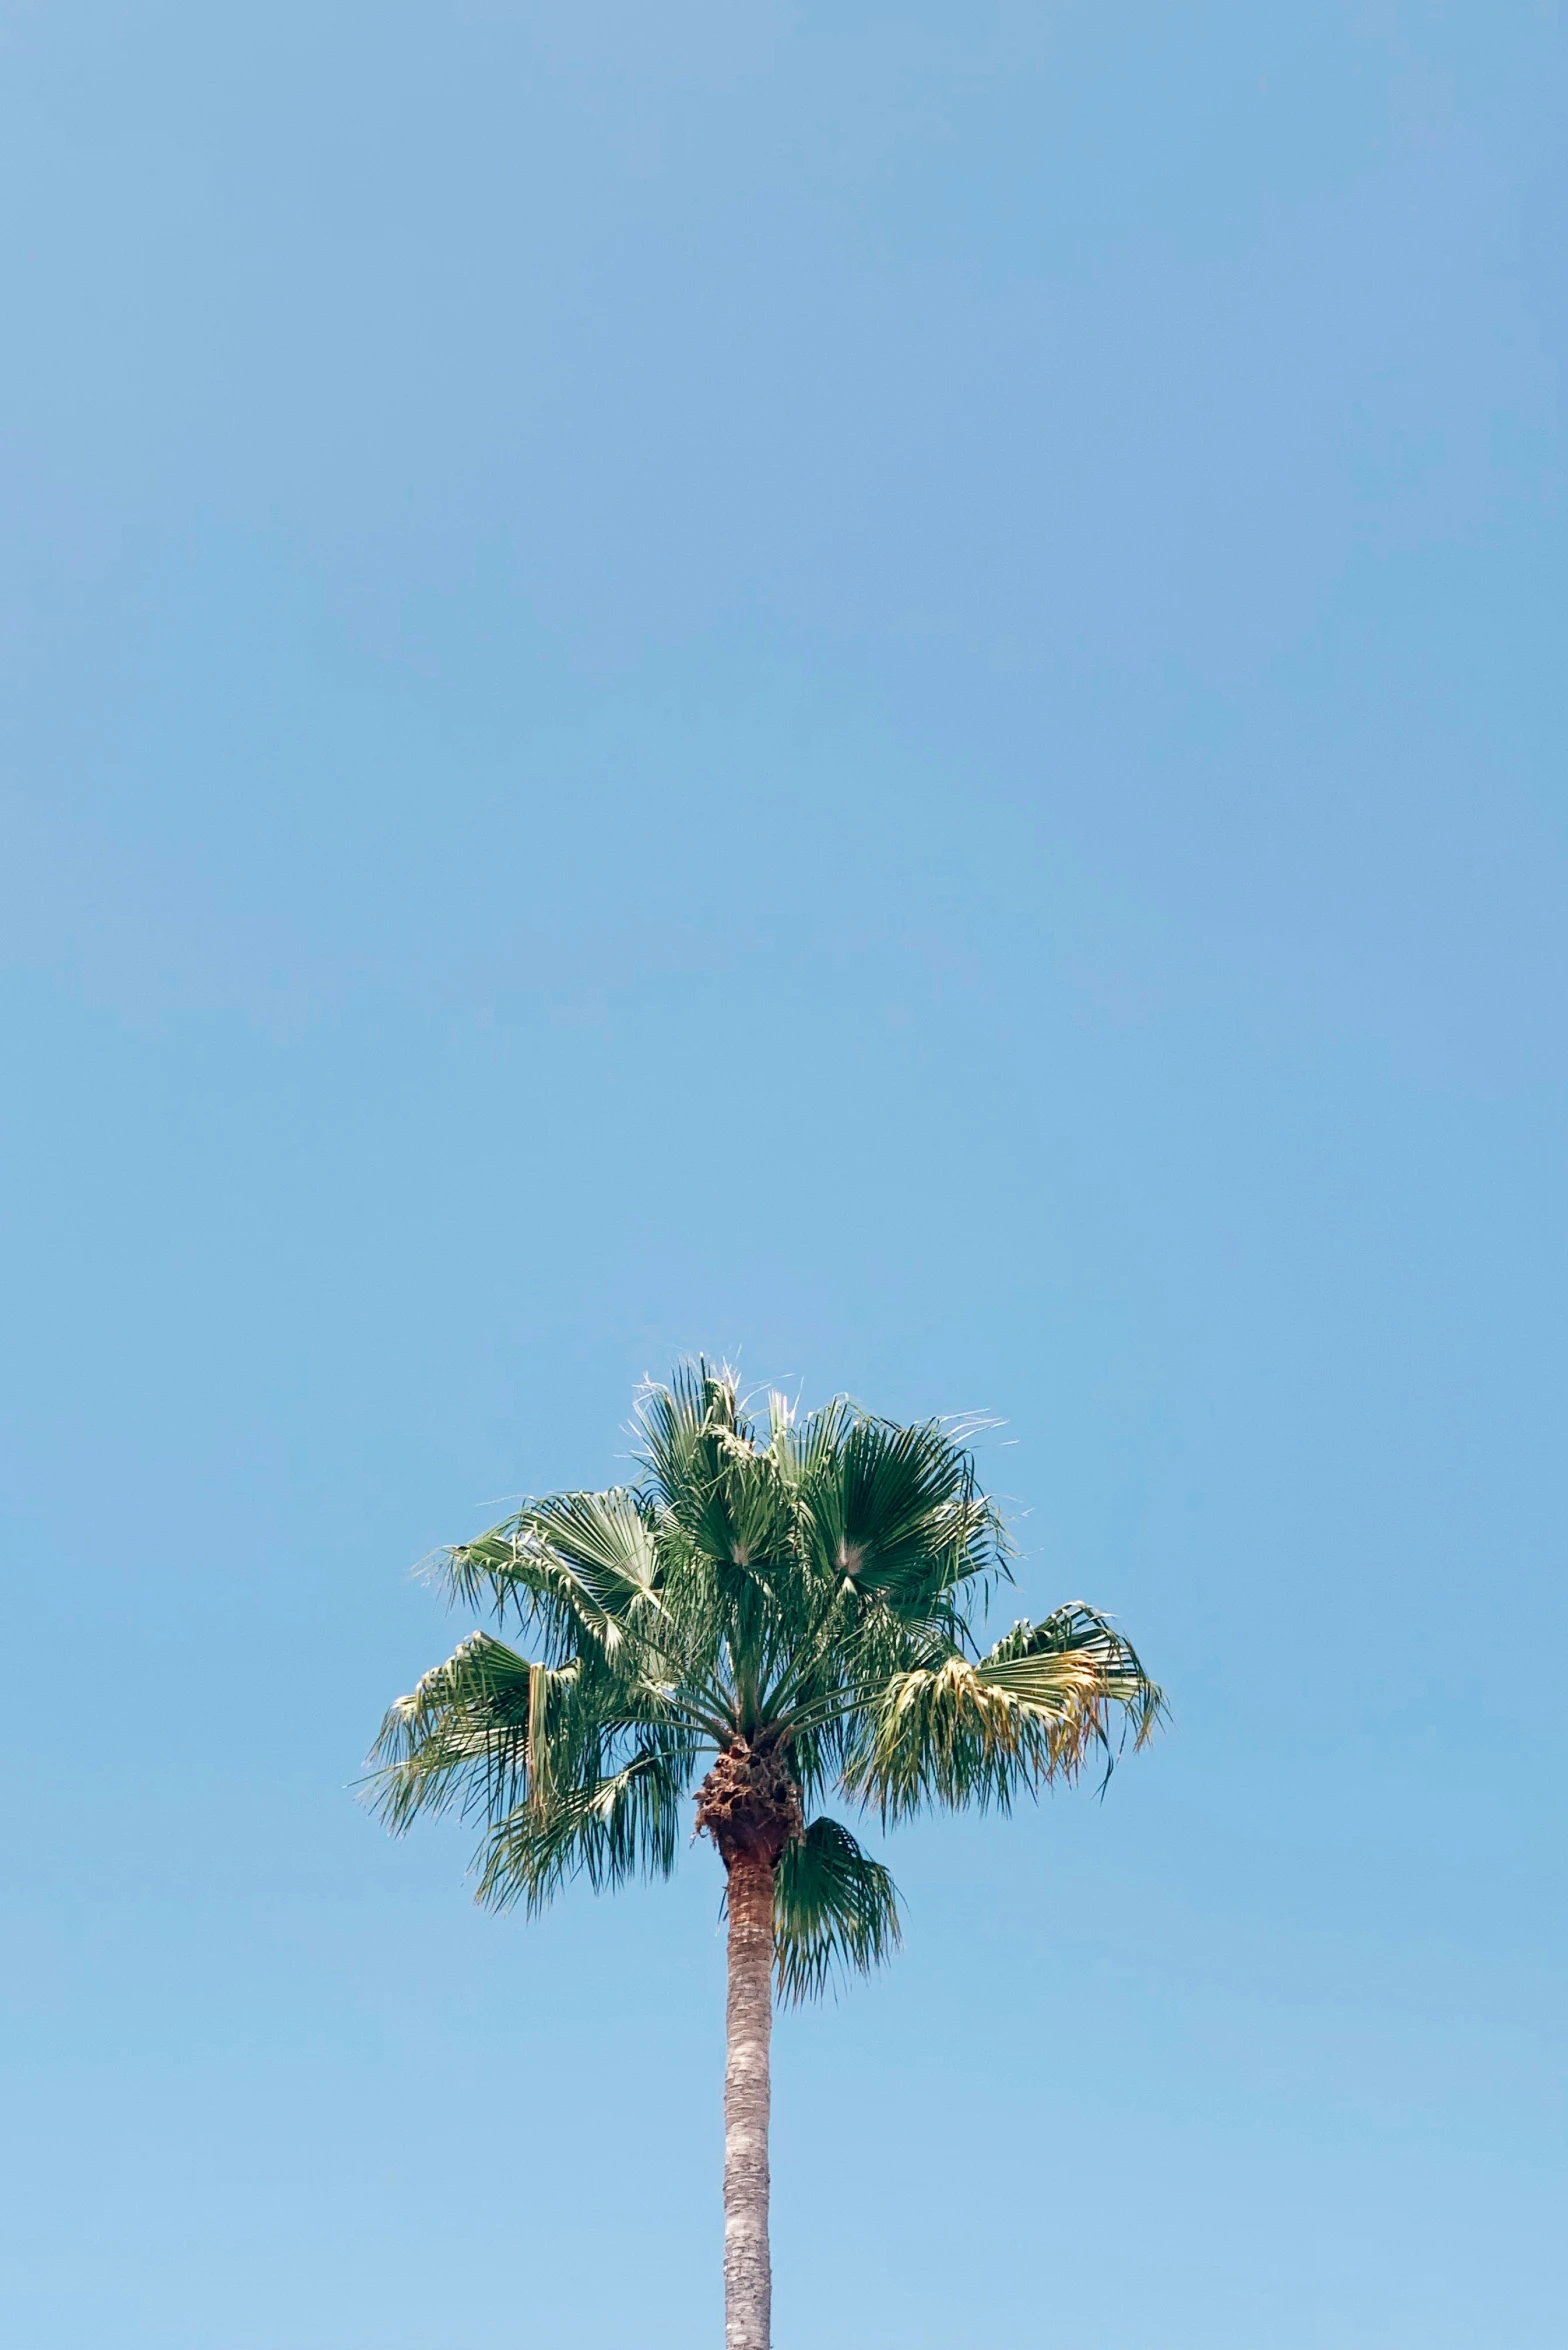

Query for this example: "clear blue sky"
[1,5,1563,2346]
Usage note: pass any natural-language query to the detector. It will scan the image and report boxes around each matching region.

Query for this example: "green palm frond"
[475,1735,695,1912]
[369,1631,555,1830]
[433,1486,661,1655]
[765,1391,853,1487]
[367,1624,701,1896]
[796,1412,1010,1622]
[772,1817,901,2003]
[635,1359,746,1517]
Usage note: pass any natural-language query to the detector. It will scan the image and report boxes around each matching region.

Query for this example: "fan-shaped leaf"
[772,1816,901,2002]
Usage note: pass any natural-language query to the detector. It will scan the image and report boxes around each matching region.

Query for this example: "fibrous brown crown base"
[695,1739,804,1870]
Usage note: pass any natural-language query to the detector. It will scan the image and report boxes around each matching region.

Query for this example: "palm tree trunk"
[723,1855,774,2350]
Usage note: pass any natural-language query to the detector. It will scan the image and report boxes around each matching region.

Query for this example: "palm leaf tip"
[772,1817,901,2004]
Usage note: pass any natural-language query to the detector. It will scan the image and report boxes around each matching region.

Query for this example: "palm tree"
[368,1362,1163,2350]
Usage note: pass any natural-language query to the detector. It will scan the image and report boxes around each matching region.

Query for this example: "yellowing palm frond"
[851,1605,1164,1821]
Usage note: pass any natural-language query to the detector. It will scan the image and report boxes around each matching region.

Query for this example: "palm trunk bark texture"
[723,1855,774,2350]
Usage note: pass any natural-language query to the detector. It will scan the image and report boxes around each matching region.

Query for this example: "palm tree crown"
[370,1361,1163,2350]
[371,1360,1163,1994]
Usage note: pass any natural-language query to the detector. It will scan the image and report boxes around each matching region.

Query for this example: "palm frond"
[848,1604,1164,1821]
[476,1735,696,1912]
[979,1604,1166,1751]
[367,1631,553,1831]
[366,1624,702,1906]
[635,1360,748,1506]
[797,1413,1011,1622]
[433,1486,661,1654]
[772,1816,901,2003]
